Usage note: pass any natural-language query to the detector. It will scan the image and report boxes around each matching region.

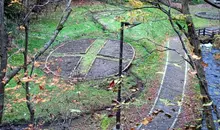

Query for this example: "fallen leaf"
[201,61,208,67]
[177,100,182,106]
[1,69,6,73]
[141,116,153,125]
[173,63,182,69]
[93,113,102,120]
[111,99,119,106]
[34,62,41,67]
[189,70,197,75]
[159,98,175,106]
[52,76,60,84]
[106,107,111,111]
[156,72,164,74]
[129,86,139,92]
[19,25,25,31]
[70,109,81,113]
[108,80,115,90]
[21,77,34,83]
[152,109,164,116]
[192,54,201,60]
[39,85,45,90]
[203,101,213,107]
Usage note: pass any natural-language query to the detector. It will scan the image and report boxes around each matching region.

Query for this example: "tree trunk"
[181,0,200,55]
[195,60,216,130]
[24,24,35,123]
[24,0,35,123]
[0,0,8,124]
[181,0,216,129]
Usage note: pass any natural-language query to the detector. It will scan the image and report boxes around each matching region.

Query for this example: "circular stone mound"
[45,39,135,80]
[195,12,220,20]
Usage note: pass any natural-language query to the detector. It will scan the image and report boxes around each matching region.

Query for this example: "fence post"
[203,28,206,36]
[211,31,215,38]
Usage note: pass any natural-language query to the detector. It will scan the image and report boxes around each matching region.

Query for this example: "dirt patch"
[85,58,129,79]
[55,39,94,54]
[99,40,134,59]
[46,56,81,78]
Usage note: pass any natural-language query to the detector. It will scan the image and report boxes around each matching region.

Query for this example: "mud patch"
[99,40,134,59]
[86,58,129,79]
[46,56,81,78]
[55,39,94,54]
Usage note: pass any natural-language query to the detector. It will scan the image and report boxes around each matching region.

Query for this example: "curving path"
[138,37,188,130]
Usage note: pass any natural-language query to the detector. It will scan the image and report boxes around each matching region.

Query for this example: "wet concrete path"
[138,37,188,130]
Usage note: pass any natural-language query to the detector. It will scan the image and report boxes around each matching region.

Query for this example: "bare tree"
[0,0,8,124]
[148,0,218,129]
[0,0,72,123]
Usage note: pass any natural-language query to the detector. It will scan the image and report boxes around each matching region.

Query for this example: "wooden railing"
[196,28,220,38]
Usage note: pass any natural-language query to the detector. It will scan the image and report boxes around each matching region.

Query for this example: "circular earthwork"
[195,12,220,20]
[45,39,135,80]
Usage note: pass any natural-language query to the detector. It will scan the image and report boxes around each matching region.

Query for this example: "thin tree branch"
[5,1,72,85]
[23,0,52,23]
[204,0,220,9]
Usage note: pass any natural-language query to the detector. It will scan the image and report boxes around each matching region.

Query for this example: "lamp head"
[122,22,141,28]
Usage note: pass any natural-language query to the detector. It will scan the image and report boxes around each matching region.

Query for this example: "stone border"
[195,12,220,20]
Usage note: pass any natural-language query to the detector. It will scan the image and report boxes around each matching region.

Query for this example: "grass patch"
[4,2,217,126]
[4,3,171,124]
[80,39,107,74]
[189,4,220,28]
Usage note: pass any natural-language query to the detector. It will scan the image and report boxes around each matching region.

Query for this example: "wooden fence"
[196,28,220,38]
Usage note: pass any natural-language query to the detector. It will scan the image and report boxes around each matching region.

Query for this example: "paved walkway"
[138,37,188,130]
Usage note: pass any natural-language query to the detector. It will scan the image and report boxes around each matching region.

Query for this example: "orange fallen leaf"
[39,85,45,90]
[201,61,208,67]
[34,62,41,67]
[52,76,60,84]
[189,70,197,75]
[108,80,115,90]
[1,69,6,73]
[141,116,153,125]
[21,77,34,83]
[191,54,201,60]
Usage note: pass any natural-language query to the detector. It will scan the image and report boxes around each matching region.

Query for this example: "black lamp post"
[116,22,141,130]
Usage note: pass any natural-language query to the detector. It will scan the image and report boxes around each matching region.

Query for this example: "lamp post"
[116,22,141,130]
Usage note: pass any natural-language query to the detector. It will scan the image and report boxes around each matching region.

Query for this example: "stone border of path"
[137,37,188,130]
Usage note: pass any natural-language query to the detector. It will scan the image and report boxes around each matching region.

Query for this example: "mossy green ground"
[4,2,218,127]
